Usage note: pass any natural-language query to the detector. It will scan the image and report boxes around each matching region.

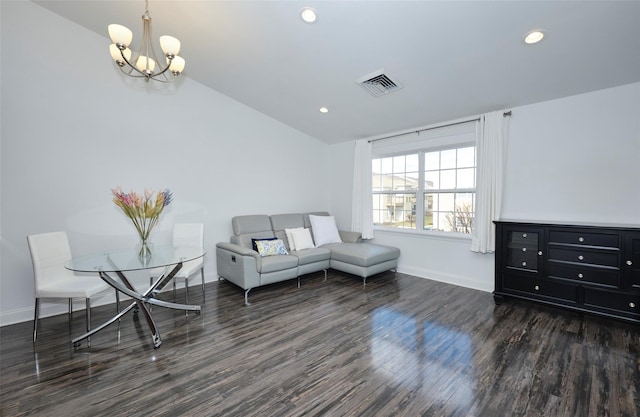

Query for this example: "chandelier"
[108,0,185,82]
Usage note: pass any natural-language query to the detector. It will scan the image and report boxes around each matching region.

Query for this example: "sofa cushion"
[291,247,331,265]
[309,215,342,247]
[328,243,400,267]
[258,254,299,273]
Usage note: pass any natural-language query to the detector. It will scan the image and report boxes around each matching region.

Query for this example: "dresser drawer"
[548,247,619,267]
[503,276,578,303]
[506,250,540,269]
[548,230,619,248]
[583,287,640,317]
[548,263,619,287]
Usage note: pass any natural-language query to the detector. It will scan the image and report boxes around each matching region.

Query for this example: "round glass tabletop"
[65,245,206,273]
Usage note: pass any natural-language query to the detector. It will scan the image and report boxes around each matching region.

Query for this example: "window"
[373,145,476,234]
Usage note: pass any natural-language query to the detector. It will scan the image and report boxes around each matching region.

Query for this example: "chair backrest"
[27,231,75,293]
[173,223,204,247]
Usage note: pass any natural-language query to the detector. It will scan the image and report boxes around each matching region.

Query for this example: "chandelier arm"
[150,57,175,79]
[118,48,152,78]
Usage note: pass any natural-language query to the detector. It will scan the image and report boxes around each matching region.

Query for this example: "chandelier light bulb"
[108,24,133,47]
[159,35,181,56]
[168,56,186,74]
[136,56,156,73]
[109,44,132,64]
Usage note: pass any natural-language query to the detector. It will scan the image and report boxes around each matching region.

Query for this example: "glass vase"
[138,238,152,263]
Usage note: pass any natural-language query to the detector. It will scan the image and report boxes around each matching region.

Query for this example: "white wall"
[328,82,640,293]
[502,83,640,224]
[0,2,329,325]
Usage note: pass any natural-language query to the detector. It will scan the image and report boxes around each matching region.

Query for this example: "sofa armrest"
[216,242,261,290]
[216,242,259,258]
[339,230,362,243]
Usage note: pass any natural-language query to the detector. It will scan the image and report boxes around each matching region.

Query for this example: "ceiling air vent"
[356,70,403,97]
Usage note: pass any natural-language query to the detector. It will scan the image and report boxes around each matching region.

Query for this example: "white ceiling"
[34,0,640,144]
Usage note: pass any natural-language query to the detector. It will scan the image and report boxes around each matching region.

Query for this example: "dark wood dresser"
[494,221,640,323]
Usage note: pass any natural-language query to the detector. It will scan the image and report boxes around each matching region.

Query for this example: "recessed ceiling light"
[301,7,318,23]
[524,30,545,44]
[319,107,329,113]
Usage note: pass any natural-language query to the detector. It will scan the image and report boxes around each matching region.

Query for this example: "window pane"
[424,152,439,171]
[407,173,419,190]
[406,154,419,172]
[437,212,452,232]
[425,171,439,189]
[440,193,455,211]
[454,193,474,233]
[457,147,475,168]
[393,155,405,173]
[457,168,475,189]
[441,149,456,169]
[456,192,475,211]
[424,194,436,229]
[372,158,381,174]
[441,170,456,189]
[380,157,393,174]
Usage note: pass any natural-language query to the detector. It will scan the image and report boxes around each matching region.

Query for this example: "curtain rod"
[368,111,512,143]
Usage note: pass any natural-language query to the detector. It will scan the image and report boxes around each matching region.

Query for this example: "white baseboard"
[396,266,494,293]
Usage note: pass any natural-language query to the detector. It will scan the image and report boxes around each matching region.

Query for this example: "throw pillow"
[290,228,315,251]
[251,237,276,252]
[284,227,304,251]
[309,215,342,247]
[255,239,289,257]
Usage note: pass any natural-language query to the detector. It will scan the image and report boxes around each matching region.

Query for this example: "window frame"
[372,141,476,238]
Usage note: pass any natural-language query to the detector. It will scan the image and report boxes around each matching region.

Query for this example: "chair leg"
[185,280,189,304]
[200,268,205,300]
[68,298,73,330]
[33,298,40,343]
[85,298,92,347]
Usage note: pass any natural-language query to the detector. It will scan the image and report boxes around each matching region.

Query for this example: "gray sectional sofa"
[216,212,400,305]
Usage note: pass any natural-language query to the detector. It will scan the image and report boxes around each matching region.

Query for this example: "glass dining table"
[65,245,206,349]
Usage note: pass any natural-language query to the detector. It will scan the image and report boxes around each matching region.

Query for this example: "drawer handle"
[578,255,584,261]
[630,302,636,309]
[522,248,527,252]
[578,273,584,279]
[627,260,633,266]
[534,285,540,291]
[522,233,528,238]
[538,251,543,256]
[522,261,527,267]
[578,237,584,243]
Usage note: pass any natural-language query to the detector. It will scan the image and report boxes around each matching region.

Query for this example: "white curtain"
[352,139,374,239]
[471,111,509,253]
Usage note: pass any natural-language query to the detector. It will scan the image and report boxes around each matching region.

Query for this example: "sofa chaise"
[216,212,400,305]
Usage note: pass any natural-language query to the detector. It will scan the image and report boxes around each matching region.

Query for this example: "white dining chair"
[150,223,205,304]
[27,231,118,343]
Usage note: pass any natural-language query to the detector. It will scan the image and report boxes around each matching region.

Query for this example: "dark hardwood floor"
[1,271,639,417]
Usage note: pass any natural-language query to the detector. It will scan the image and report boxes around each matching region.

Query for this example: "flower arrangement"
[111,187,173,249]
